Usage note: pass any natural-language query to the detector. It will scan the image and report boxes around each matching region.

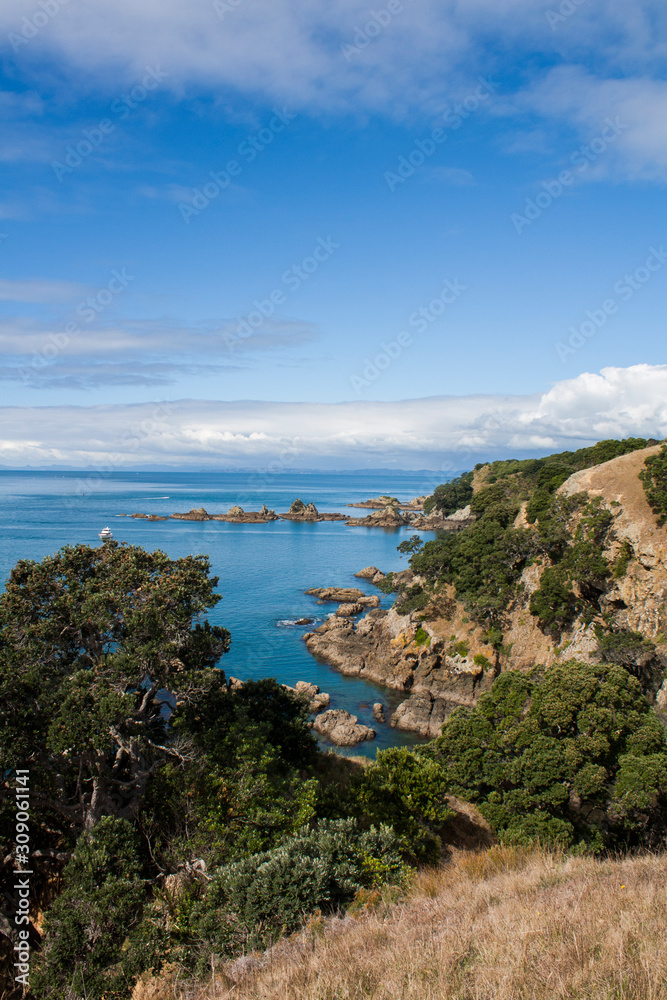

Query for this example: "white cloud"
[0,314,319,387]
[2,1,667,178]
[1,364,665,469]
[523,66,667,180]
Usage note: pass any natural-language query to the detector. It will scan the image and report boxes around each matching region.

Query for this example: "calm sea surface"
[0,470,445,757]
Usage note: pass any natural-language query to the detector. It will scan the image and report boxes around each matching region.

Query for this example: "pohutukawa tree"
[0,542,230,834]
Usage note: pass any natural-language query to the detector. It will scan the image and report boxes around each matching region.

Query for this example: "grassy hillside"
[134,844,667,1000]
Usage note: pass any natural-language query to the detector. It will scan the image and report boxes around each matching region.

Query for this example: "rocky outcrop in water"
[213,505,279,523]
[171,507,211,521]
[278,499,347,522]
[372,702,385,723]
[283,680,331,713]
[345,504,409,528]
[305,587,379,607]
[347,495,427,510]
[312,708,376,745]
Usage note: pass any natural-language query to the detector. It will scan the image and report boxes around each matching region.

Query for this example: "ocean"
[0,469,446,757]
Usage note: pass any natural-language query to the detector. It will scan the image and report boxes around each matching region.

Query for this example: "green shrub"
[349,747,454,863]
[529,498,614,633]
[193,819,405,955]
[375,572,397,594]
[31,818,145,999]
[529,566,577,632]
[414,626,431,647]
[613,540,634,579]
[448,640,469,658]
[424,472,473,515]
[473,653,491,669]
[431,661,667,850]
[395,584,430,615]
[639,444,667,524]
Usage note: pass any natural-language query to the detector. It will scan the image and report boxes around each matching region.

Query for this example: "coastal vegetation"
[2,435,667,997]
[407,437,658,644]
[640,442,667,525]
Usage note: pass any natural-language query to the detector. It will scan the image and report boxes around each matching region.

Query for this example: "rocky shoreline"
[303,610,494,738]
[299,568,494,739]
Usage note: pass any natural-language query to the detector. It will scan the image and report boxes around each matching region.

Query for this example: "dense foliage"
[0,542,230,834]
[190,819,405,957]
[409,439,654,640]
[423,471,474,515]
[347,747,454,862]
[640,443,667,524]
[430,660,667,850]
[31,818,144,1000]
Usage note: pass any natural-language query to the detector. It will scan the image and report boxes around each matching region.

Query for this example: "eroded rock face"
[336,602,364,617]
[304,607,492,700]
[312,709,375,745]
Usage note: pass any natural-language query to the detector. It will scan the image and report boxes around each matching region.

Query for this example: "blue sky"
[1,0,666,468]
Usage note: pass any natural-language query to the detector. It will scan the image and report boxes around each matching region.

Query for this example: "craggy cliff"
[304,441,667,738]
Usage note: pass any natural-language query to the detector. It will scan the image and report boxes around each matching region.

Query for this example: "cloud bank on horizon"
[2,365,665,471]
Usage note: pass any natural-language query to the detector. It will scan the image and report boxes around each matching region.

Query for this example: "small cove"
[0,469,444,756]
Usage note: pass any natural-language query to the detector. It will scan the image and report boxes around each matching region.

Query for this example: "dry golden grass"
[134,845,667,1000]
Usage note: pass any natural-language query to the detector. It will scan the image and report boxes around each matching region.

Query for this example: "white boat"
[98,527,113,540]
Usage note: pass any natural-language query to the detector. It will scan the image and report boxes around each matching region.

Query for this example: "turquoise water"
[0,470,444,757]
